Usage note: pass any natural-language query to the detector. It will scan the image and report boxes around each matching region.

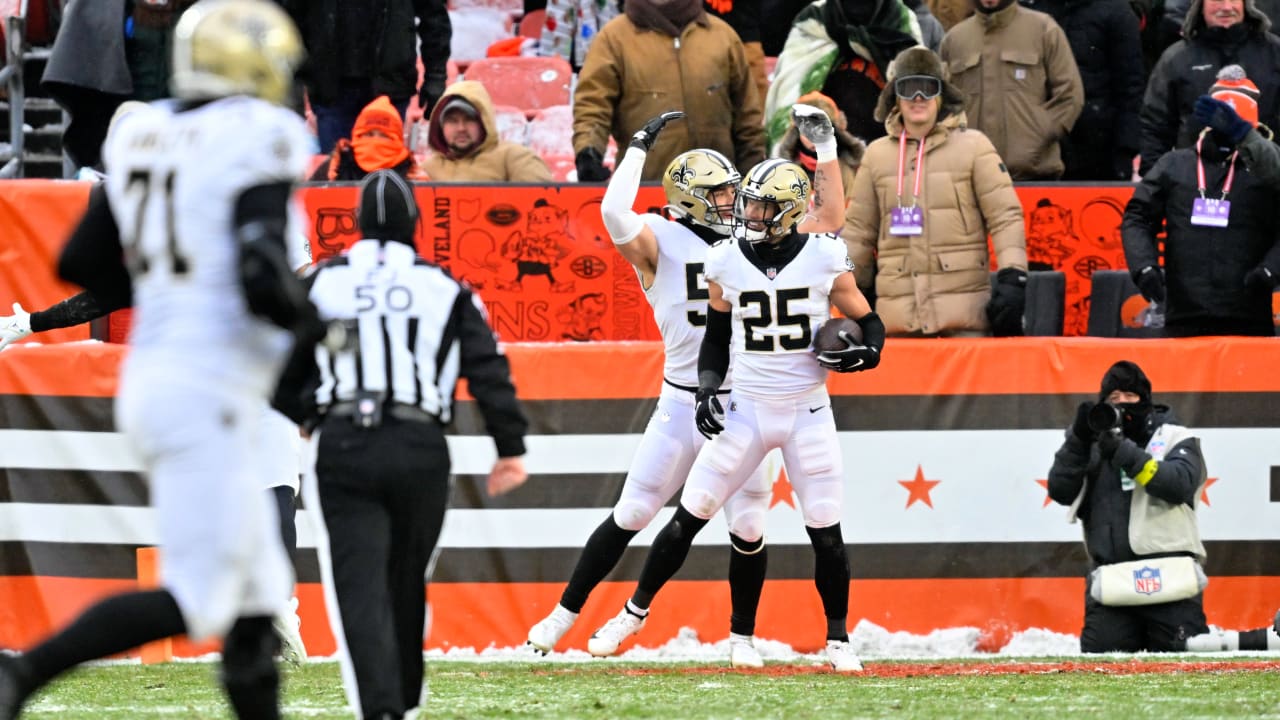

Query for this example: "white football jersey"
[704,233,851,398]
[102,97,313,395]
[640,215,733,388]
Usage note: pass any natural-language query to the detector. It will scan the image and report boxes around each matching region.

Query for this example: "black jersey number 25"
[740,288,811,351]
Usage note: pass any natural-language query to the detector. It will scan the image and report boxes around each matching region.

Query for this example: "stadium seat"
[527,104,574,158]
[492,105,529,145]
[989,270,1066,336]
[518,9,545,37]
[1085,269,1164,338]
[462,56,573,115]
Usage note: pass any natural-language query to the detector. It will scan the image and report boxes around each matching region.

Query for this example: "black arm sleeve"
[57,184,132,310]
[235,182,317,332]
[271,271,323,428]
[697,306,732,389]
[29,290,125,333]
[452,289,528,457]
[414,0,452,79]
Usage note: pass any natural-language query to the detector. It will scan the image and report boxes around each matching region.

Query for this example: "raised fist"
[630,111,685,152]
[792,103,835,147]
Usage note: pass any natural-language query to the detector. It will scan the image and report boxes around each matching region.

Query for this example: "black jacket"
[282,0,451,106]
[1122,138,1280,330]
[1047,407,1204,567]
[1021,0,1145,177]
[1138,1,1280,174]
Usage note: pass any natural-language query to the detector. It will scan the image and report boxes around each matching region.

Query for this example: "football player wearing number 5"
[587,116,881,673]
[530,106,848,669]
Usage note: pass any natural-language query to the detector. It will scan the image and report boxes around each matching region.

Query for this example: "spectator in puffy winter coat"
[1020,0,1146,180]
[1125,66,1280,336]
[844,47,1028,337]
[1138,0,1280,174]
[423,82,553,182]
[282,0,452,154]
[572,0,766,182]
[940,0,1085,180]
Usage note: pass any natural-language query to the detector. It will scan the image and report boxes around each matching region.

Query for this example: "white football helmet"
[663,149,741,236]
[734,159,810,243]
[171,0,304,107]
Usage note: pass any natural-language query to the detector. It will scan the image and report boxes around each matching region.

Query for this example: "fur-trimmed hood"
[1183,0,1270,39]
[873,46,966,125]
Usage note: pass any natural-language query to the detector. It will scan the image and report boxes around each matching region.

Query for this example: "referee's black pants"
[312,415,450,719]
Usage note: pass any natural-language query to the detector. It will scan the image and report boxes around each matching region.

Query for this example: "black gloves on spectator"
[630,111,684,151]
[1099,431,1149,476]
[985,268,1027,337]
[1244,265,1280,295]
[575,147,610,182]
[419,72,447,117]
[694,387,725,439]
[1194,95,1253,145]
[1134,265,1166,303]
[1071,401,1096,444]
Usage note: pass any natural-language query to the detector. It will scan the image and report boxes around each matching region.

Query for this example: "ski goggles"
[894,75,943,101]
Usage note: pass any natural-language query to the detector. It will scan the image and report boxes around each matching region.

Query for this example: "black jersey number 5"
[740,288,811,351]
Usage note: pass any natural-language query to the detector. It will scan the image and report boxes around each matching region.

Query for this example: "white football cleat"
[728,633,763,669]
[526,604,579,654]
[825,639,863,673]
[587,608,645,657]
[273,597,307,667]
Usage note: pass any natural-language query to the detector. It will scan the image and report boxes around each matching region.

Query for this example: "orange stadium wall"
[2,339,1280,657]
[0,180,1134,342]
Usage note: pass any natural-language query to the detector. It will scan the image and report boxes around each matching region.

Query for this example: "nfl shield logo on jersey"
[767,267,777,280]
[1133,566,1162,595]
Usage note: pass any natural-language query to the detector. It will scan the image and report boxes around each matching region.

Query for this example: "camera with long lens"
[1087,402,1123,434]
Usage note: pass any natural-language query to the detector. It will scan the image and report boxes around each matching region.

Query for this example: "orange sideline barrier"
[0,181,1133,343]
[3,338,1280,655]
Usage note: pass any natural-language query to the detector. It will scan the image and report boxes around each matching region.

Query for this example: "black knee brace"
[221,616,280,720]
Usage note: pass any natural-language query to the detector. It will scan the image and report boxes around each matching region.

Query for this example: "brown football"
[814,317,863,352]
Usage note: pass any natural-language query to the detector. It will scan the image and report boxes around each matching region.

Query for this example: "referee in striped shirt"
[274,169,528,720]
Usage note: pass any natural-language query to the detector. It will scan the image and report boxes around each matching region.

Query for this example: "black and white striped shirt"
[276,238,526,456]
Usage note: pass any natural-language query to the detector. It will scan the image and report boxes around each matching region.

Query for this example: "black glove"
[1244,265,1280,295]
[694,387,725,439]
[1134,265,1166,303]
[575,147,610,182]
[1096,428,1122,459]
[1194,95,1253,144]
[419,72,447,117]
[815,331,880,372]
[630,111,685,151]
[986,268,1027,337]
[1070,401,1096,444]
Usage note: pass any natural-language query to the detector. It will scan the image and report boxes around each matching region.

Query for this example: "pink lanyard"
[896,131,927,208]
[1195,135,1238,200]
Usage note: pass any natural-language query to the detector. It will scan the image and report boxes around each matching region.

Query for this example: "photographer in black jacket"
[1047,361,1212,652]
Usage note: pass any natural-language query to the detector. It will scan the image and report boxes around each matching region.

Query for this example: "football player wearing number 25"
[581,105,881,673]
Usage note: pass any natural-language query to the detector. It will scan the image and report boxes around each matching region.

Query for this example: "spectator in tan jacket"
[939,0,1084,179]
[844,47,1028,337]
[422,81,553,183]
[572,0,766,182]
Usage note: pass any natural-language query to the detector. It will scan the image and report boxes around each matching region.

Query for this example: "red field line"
[537,660,1280,678]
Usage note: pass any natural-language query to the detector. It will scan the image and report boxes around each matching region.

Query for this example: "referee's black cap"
[357,169,420,245]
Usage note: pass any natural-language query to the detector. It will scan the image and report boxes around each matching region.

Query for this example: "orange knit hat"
[1210,65,1260,127]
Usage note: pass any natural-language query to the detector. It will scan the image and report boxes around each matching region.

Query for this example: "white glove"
[792,103,836,149]
[0,302,32,350]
